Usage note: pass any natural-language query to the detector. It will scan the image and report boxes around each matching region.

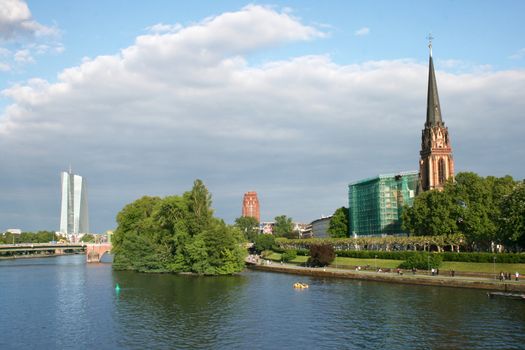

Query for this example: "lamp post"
[427,254,430,275]
[493,256,496,280]
[335,254,338,269]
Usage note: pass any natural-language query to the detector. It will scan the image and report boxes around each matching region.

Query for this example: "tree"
[499,182,525,249]
[234,216,259,241]
[402,172,520,250]
[185,179,213,236]
[273,215,294,238]
[112,181,245,274]
[328,207,349,238]
[307,244,335,267]
[402,189,457,236]
[253,234,275,252]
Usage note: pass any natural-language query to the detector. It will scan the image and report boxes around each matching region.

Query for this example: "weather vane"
[427,33,434,56]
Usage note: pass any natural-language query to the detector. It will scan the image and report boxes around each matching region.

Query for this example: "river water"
[0,255,523,349]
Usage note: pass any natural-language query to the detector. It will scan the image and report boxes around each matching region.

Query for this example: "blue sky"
[1,1,524,233]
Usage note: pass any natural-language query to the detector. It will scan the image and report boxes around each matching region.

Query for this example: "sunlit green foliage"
[234,216,260,242]
[402,172,523,250]
[328,207,349,238]
[112,180,245,275]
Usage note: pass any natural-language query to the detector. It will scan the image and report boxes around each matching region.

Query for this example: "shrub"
[281,250,297,262]
[307,244,335,267]
[398,253,442,270]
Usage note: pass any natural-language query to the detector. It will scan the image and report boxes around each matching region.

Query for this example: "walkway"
[245,257,525,293]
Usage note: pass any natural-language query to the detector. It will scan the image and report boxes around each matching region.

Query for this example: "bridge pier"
[86,243,112,263]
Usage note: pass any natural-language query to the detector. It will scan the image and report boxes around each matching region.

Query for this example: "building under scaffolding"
[348,171,418,236]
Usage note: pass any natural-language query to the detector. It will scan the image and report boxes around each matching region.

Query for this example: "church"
[349,39,455,236]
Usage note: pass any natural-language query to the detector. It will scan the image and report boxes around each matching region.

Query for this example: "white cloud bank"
[0,5,524,232]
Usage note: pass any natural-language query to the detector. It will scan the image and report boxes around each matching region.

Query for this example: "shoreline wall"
[246,263,525,293]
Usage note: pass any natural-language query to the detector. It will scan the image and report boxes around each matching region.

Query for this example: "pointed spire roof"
[426,36,443,126]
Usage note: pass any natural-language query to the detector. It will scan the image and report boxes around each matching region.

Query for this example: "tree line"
[402,172,525,251]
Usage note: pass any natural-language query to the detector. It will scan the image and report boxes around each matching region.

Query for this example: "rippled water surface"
[1,255,524,349]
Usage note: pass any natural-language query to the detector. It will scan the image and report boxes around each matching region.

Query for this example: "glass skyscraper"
[59,170,89,235]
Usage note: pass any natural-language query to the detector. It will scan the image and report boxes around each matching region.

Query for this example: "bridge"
[0,243,112,263]
[85,243,112,263]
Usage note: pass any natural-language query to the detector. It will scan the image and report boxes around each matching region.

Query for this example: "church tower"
[419,37,454,192]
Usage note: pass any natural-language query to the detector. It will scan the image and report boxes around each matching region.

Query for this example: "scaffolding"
[348,171,419,236]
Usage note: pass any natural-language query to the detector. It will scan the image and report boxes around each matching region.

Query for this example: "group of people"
[499,271,520,281]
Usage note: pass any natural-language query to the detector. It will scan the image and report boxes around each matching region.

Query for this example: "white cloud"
[14,48,33,62]
[0,5,524,232]
[146,23,183,34]
[0,0,61,69]
[355,27,370,36]
[0,0,59,40]
[0,61,10,71]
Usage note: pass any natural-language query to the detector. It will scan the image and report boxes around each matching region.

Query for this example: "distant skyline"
[1,1,524,232]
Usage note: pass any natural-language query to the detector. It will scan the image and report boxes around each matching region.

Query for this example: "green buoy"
[115,283,121,293]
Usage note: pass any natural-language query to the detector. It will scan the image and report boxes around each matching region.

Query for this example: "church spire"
[418,35,454,193]
[426,34,443,126]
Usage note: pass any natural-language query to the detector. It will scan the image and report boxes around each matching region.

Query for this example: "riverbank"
[246,260,525,292]
[0,253,80,260]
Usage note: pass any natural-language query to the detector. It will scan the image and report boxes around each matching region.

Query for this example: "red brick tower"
[242,192,260,222]
[419,37,454,192]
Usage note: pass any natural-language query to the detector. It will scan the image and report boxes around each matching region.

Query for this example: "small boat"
[293,282,309,289]
[487,292,525,300]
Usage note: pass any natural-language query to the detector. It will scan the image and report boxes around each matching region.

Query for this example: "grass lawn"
[266,253,525,274]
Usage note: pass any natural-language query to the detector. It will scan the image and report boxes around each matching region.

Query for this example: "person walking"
[516,272,520,281]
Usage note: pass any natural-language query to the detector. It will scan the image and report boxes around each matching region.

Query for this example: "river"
[0,255,523,349]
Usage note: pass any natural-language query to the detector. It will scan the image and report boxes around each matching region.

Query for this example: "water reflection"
[1,256,524,350]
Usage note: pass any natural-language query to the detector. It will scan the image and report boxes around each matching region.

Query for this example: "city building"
[260,221,274,234]
[349,172,418,236]
[242,191,260,222]
[418,38,454,192]
[59,169,89,239]
[310,216,332,238]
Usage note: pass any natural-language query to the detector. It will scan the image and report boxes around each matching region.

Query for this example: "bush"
[398,253,442,270]
[281,250,297,262]
[307,244,335,267]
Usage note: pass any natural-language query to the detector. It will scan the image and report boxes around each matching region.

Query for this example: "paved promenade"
[246,257,525,293]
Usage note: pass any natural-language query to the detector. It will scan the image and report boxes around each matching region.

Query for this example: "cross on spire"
[427,33,434,56]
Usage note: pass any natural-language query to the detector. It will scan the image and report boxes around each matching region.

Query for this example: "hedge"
[270,248,525,263]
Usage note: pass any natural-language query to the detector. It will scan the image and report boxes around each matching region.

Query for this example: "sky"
[1,0,524,233]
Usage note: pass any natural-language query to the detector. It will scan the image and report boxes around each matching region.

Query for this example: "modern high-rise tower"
[242,192,260,222]
[59,169,89,235]
[418,37,455,192]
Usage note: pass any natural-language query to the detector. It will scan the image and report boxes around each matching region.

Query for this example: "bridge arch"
[86,243,112,263]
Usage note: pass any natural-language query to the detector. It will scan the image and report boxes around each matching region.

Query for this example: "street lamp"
[493,256,496,280]
[335,254,338,269]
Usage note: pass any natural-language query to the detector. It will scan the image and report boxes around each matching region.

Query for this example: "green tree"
[499,182,525,249]
[402,189,457,236]
[328,207,349,238]
[112,181,245,275]
[402,172,519,250]
[273,215,294,238]
[253,234,275,252]
[234,216,259,241]
[185,179,213,236]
